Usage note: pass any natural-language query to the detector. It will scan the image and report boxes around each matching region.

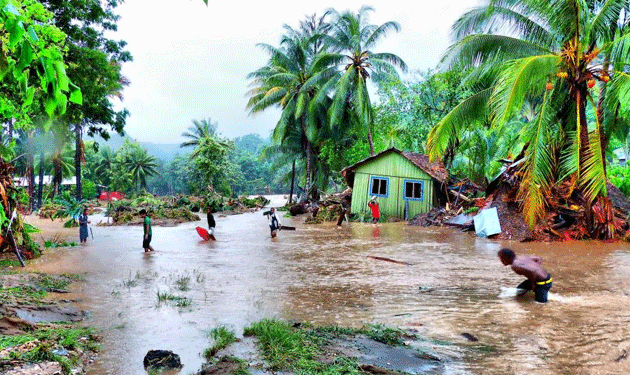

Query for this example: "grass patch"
[156,290,191,308]
[0,334,37,350]
[176,297,192,308]
[243,319,362,374]
[156,291,178,302]
[2,326,99,374]
[0,259,23,268]
[175,276,190,291]
[203,326,238,359]
[242,320,418,374]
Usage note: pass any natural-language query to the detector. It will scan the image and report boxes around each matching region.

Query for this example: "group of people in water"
[78,199,553,303]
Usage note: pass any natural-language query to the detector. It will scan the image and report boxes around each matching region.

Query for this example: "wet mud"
[16,196,630,374]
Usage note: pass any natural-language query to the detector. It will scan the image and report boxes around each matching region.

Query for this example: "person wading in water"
[263,207,281,238]
[140,209,154,252]
[498,248,553,303]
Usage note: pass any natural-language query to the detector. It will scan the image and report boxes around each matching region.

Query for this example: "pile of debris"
[291,189,352,225]
[410,158,630,241]
[0,158,38,262]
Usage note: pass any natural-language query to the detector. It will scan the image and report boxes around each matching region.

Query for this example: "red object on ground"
[368,201,380,219]
[196,226,215,241]
[99,191,125,201]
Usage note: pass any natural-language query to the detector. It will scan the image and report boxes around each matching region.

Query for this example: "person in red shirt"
[368,197,380,223]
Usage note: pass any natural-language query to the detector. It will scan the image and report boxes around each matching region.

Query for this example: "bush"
[609,165,630,197]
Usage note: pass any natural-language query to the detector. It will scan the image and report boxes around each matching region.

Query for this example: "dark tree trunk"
[53,154,61,197]
[27,132,35,212]
[8,118,14,142]
[75,123,82,200]
[37,150,45,208]
[288,160,295,205]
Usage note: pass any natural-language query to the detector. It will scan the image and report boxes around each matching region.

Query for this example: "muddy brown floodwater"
[22,198,630,375]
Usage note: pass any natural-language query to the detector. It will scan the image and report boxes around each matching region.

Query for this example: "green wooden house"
[341,148,448,220]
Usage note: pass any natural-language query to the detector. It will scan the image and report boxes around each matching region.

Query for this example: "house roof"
[340,147,448,188]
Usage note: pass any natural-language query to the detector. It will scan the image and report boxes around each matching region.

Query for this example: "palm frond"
[370,52,407,72]
[490,54,559,127]
[590,0,625,43]
[607,33,630,70]
[580,96,608,202]
[426,88,492,161]
[518,90,555,227]
[329,67,356,128]
[364,21,401,49]
[452,4,554,47]
[441,34,553,70]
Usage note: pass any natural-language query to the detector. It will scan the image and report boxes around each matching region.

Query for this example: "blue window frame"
[370,176,389,197]
[403,179,424,201]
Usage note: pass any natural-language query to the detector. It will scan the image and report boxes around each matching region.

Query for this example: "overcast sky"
[112,0,480,145]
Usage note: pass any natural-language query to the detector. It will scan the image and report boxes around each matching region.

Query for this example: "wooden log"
[448,189,471,203]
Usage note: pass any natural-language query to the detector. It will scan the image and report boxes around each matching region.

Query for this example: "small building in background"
[613,148,628,165]
[341,148,448,220]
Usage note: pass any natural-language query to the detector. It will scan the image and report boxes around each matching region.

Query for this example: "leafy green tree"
[191,135,235,195]
[427,0,630,234]
[316,6,407,156]
[374,69,471,153]
[39,0,131,201]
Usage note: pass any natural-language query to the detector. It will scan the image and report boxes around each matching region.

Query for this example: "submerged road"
[26,200,630,375]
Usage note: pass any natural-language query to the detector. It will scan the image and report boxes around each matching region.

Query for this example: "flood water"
[24,198,630,375]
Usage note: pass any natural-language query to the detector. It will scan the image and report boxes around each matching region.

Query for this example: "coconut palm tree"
[247,15,334,201]
[315,6,407,156]
[93,146,116,187]
[123,148,158,190]
[427,0,630,236]
[180,118,219,148]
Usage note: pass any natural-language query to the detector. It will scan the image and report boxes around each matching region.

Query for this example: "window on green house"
[370,176,389,197]
[404,180,423,201]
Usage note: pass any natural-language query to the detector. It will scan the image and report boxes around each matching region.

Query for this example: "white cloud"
[112,0,479,143]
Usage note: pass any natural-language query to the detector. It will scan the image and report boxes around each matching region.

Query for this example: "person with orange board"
[368,196,380,223]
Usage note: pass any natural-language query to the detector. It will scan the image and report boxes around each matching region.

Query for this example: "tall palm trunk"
[37,150,45,208]
[597,60,610,175]
[75,123,82,200]
[288,160,295,205]
[300,142,314,203]
[367,127,375,156]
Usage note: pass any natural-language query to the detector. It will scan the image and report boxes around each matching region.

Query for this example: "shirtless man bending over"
[498,248,553,303]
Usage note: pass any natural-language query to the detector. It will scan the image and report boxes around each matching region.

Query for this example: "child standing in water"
[368,197,380,223]
[139,209,154,252]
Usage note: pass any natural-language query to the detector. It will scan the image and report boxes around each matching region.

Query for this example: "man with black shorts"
[140,209,154,252]
[498,248,552,303]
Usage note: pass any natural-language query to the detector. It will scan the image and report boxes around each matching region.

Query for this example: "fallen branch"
[367,255,412,266]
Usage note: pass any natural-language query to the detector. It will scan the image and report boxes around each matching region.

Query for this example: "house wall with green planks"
[349,152,434,219]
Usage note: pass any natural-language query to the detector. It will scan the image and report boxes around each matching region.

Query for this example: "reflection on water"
[25,205,630,375]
